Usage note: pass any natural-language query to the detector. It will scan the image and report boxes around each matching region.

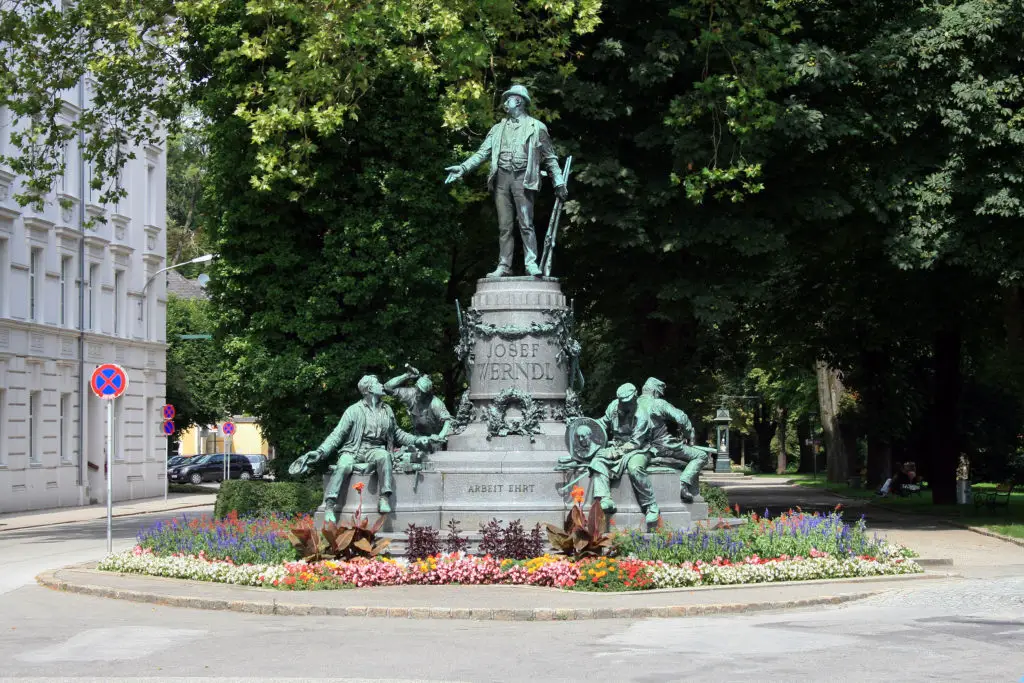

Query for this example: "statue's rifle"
[539,155,572,278]
[557,468,591,496]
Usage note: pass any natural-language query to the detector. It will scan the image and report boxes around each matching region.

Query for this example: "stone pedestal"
[714,448,733,473]
[317,277,708,532]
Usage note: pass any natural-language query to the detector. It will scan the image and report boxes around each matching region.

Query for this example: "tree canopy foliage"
[4,0,1024,499]
[165,294,223,433]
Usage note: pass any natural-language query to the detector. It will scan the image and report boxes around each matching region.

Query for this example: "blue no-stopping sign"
[90,364,128,400]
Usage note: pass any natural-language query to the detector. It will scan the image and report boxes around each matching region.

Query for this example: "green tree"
[166,112,215,269]
[0,0,183,208]
[165,294,223,433]
[179,0,602,471]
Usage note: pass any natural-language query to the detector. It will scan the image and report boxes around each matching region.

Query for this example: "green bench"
[973,481,1015,513]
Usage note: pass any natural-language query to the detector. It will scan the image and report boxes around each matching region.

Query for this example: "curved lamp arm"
[138,253,216,321]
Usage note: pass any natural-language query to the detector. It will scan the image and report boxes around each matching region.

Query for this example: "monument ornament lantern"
[713,406,732,473]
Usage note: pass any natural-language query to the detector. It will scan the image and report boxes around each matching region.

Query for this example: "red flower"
[570,486,585,504]
[354,481,366,493]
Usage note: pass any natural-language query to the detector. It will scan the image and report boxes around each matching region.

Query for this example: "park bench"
[900,481,927,497]
[973,480,1015,513]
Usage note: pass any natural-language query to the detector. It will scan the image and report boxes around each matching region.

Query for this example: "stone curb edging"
[960,525,1024,549]
[36,569,922,621]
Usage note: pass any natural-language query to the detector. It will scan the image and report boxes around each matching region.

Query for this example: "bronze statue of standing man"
[445,85,568,278]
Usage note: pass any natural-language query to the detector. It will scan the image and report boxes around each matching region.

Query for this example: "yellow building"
[178,416,273,459]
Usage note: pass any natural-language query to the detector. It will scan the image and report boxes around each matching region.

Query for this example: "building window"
[86,156,98,204]
[29,390,41,464]
[0,105,8,158]
[88,263,98,331]
[146,164,156,225]
[60,392,72,463]
[60,256,71,326]
[114,269,124,336]
[0,238,7,317]
[145,397,154,461]
[29,247,42,322]
[0,389,6,466]
[114,168,124,215]
[59,139,70,193]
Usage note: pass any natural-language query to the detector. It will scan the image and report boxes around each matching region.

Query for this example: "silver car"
[243,454,269,479]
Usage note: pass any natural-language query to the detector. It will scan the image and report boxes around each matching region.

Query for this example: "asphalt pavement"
[0,574,1021,681]
[0,481,1022,681]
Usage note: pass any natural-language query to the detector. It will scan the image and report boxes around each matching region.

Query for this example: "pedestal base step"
[316,468,709,532]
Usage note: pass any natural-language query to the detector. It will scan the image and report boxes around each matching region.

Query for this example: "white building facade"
[0,78,169,513]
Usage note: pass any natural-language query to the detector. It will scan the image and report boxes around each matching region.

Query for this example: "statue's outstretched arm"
[383,372,415,394]
[445,125,497,183]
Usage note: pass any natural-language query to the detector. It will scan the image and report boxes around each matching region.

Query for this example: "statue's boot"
[680,480,696,504]
[324,505,337,524]
[377,495,392,514]
[599,497,617,514]
[486,265,511,278]
[645,504,661,525]
[525,262,542,277]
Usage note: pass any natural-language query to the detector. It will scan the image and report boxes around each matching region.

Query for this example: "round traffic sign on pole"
[221,421,236,436]
[161,404,176,420]
[90,364,129,400]
[162,420,175,436]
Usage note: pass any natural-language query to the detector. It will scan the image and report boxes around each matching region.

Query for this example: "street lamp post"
[808,411,819,480]
[713,406,733,473]
[138,253,215,325]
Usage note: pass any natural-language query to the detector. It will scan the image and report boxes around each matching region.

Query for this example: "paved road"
[0,575,1022,681]
[1,486,1023,681]
[0,508,211,596]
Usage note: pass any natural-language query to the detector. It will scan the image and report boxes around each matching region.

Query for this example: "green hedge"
[699,481,733,517]
[214,480,323,518]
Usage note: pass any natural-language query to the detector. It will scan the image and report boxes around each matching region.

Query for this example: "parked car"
[168,453,254,485]
[243,454,269,479]
[167,455,189,468]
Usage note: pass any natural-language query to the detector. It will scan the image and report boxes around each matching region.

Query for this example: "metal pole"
[226,433,232,481]
[106,399,113,554]
[164,433,169,502]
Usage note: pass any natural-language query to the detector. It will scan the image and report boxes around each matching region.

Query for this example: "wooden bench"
[973,481,1015,513]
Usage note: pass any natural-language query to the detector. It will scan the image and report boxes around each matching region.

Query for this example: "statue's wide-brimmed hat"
[616,382,638,402]
[502,84,532,105]
[564,416,608,452]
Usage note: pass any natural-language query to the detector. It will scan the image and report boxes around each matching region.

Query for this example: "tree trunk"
[776,406,789,474]
[867,435,892,491]
[841,422,860,485]
[816,360,847,484]
[797,418,814,473]
[753,400,777,473]
[931,329,961,505]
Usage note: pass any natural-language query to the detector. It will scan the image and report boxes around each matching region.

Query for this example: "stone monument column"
[446,277,577,457]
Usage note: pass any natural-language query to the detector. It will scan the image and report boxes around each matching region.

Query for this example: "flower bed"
[135,511,300,565]
[99,505,922,591]
[615,507,916,565]
[99,547,921,591]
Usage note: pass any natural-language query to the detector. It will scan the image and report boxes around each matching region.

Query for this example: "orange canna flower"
[354,481,366,493]
[570,486,585,504]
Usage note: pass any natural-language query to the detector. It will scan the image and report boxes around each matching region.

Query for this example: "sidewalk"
[0,492,215,532]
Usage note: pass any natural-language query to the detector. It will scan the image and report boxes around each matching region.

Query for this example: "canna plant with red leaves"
[546,497,613,560]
